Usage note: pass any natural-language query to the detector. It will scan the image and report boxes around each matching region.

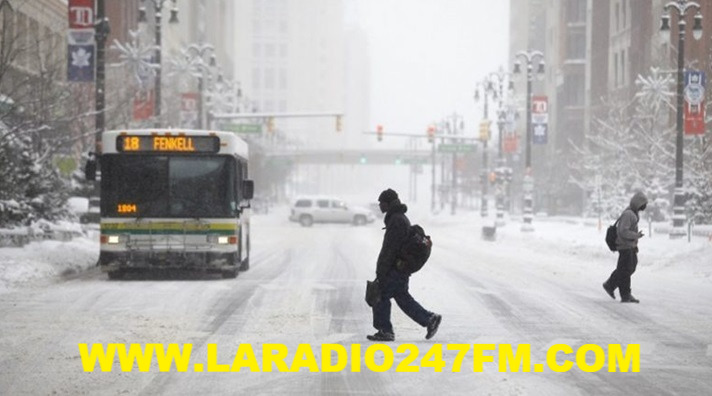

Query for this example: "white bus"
[87,129,254,279]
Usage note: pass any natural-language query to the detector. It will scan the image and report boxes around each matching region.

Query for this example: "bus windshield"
[101,155,237,218]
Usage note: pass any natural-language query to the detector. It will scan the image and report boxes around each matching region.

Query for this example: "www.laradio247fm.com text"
[78,343,640,373]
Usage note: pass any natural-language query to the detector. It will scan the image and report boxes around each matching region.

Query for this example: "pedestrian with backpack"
[602,191,648,303]
[367,188,441,342]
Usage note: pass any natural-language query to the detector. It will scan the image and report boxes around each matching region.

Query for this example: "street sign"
[224,123,263,134]
[438,143,477,153]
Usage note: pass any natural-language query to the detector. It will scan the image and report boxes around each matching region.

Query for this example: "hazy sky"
[347,0,510,142]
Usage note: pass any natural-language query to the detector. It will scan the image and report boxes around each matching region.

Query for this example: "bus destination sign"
[117,135,220,153]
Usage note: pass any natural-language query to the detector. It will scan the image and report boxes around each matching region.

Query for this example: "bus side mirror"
[85,157,97,181]
[243,180,254,200]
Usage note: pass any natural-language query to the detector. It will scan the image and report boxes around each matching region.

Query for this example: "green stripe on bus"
[101,222,238,234]
[102,229,235,235]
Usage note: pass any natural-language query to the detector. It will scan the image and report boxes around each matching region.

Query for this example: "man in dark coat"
[367,188,441,341]
[603,191,648,303]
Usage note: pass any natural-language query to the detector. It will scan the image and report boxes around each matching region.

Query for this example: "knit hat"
[378,188,399,203]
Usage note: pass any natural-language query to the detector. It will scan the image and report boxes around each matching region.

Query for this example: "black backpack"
[397,224,432,274]
[605,217,620,252]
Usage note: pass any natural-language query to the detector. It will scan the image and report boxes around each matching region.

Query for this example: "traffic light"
[427,125,435,143]
[335,115,342,132]
[266,117,275,133]
[376,124,383,142]
[479,120,491,141]
[489,172,497,183]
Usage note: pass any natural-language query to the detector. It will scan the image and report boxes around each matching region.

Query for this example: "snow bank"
[0,232,98,294]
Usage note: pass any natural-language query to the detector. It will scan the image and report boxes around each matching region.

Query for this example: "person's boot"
[367,331,395,341]
[621,295,640,303]
[425,314,442,340]
[602,282,615,299]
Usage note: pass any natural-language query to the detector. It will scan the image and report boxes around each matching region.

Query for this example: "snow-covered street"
[0,209,710,395]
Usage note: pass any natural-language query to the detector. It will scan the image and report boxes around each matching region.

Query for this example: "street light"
[185,43,216,129]
[444,113,464,215]
[94,0,110,153]
[474,66,512,221]
[513,50,545,232]
[138,0,179,127]
[474,77,495,219]
[660,0,703,239]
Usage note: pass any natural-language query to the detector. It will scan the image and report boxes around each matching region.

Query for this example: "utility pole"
[94,0,109,153]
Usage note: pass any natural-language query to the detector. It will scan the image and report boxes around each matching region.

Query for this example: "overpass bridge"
[264,148,471,165]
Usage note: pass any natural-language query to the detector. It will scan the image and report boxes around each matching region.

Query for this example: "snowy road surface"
[1,211,711,395]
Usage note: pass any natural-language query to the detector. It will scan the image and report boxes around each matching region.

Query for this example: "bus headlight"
[101,235,128,244]
[208,235,229,244]
[207,235,237,245]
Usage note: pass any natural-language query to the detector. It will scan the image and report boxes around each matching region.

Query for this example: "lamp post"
[444,113,464,215]
[513,50,545,232]
[185,43,216,129]
[475,67,512,220]
[474,78,495,218]
[660,0,703,239]
[94,0,110,153]
[139,0,179,127]
[493,68,515,226]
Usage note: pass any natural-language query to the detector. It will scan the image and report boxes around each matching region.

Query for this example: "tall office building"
[231,0,348,149]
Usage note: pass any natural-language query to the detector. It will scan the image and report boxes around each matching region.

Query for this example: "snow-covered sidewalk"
[0,232,98,294]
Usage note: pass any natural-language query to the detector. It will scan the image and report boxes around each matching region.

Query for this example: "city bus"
[86,129,254,279]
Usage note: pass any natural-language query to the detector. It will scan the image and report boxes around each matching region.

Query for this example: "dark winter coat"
[376,200,410,279]
[616,192,648,250]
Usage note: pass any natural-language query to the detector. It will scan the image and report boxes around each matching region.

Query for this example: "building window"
[252,68,261,90]
[566,31,585,59]
[252,43,261,58]
[279,68,287,90]
[614,52,618,87]
[622,0,627,29]
[265,43,275,58]
[621,49,625,86]
[615,2,620,31]
[566,0,586,23]
[264,67,274,89]
[564,74,585,106]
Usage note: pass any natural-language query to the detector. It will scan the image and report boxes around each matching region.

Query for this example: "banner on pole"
[180,92,200,128]
[67,0,95,82]
[532,96,548,144]
[133,90,155,121]
[503,133,519,153]
[67,44,95,82]
[68,0,94,29]
[684,70,706,135]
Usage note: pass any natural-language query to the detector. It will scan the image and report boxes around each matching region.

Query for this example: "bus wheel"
[353,215,366,226]
[222,268,238,279]
[240,257,250,271]
[107,271,123,280]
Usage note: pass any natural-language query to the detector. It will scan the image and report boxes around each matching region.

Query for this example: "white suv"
[289,196,376,227]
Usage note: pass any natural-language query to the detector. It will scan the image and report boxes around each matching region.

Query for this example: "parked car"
[289,196,375,227]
